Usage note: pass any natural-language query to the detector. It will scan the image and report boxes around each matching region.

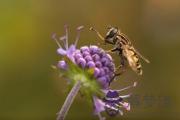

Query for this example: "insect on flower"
[52,25,139,120]
[90,26,150,75]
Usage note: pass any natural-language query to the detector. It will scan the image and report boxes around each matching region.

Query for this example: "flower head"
[53,25,115,89]
[93,82,137,117]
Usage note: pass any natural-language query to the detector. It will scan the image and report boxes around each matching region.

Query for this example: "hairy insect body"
[90,26,149,75]
[108,33,143,75]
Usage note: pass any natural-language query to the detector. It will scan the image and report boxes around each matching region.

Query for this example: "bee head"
[105,26,119,44]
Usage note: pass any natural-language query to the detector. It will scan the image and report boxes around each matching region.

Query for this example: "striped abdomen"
[122,45,142,75]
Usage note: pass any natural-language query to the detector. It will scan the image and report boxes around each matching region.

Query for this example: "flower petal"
[67,45,76,55]
[93,96,105,114]
[57,48,67,55]
[58,60,67,70]
[120,102,130,111]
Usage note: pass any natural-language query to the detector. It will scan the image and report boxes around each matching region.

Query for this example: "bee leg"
[105,50,114,54]
[115,65,122,71]
[114,69,125,77]
[110,64,126,83]
[109,70,124,83]
[115,63,126,74]
[113,57,126,78]
[117,54,127,73]
[106,47,118,54]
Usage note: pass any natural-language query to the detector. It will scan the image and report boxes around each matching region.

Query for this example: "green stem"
[56,80,81,120]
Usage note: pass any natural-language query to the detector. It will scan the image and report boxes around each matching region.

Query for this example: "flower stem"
[57,80,81,120]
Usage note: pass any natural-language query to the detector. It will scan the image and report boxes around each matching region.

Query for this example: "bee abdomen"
[122,46,143,75]
[134,55,142,75]
[136,62,142,75]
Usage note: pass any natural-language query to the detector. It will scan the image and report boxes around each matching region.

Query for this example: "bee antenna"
[89,27,104,41]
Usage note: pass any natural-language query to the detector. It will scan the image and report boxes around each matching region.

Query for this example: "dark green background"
[0,0,180,120]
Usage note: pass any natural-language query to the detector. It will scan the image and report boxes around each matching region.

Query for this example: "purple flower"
[93,82,137,118]
[52,26,115,89]
[58,60,67,70]
[75,46,115,88]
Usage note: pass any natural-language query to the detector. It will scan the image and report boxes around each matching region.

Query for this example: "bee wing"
[122,47,138,68]
[122,46,143,75]
[133,48,150,63]
[120,33,150,63]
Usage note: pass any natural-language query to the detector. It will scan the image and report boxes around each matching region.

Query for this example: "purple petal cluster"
[73,45,115,88]
[57,45,115,89]
[53,26,115,89]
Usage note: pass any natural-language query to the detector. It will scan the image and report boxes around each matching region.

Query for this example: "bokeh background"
[0,0,180,120]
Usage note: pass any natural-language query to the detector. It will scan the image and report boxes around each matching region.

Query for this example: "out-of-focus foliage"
[0,0,180,120]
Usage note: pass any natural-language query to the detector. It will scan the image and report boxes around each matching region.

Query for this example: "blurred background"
[0,0,180,120]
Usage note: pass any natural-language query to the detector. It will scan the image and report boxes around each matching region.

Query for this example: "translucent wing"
[133,48,150,63]
[120,33,150,63]
[122,46,143,75]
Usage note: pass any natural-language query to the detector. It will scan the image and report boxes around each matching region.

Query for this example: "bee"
[90,26,150,75]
